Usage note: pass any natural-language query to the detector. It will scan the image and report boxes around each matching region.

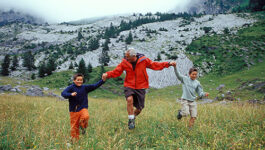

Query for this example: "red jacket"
[106,54,170,89]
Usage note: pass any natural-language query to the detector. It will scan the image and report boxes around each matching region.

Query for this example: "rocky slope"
[0,12,256,88]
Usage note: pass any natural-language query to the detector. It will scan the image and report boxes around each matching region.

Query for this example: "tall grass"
[1,95,264,149]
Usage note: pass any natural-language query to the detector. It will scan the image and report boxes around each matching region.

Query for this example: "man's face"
[189,71,198,80]
[74,76,83,86]
[125,52,136,63]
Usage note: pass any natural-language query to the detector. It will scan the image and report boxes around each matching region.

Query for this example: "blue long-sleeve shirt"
[61,80,104,112]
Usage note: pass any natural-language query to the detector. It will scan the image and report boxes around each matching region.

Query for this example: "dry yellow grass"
[0,95,264,149]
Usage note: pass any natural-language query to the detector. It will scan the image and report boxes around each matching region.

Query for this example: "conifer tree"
[99,50,110,66]
[125,31,133,44]
[38,63,46,78]
[23,51,35,71]
[1,54,10,76]
[46,58,56,75]
[87,63,92,73]
[11,55,18,71]
[69,62,74,69]
[77,58,89,81]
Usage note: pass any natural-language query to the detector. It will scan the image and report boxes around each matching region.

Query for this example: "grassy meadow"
[0,94,264,149]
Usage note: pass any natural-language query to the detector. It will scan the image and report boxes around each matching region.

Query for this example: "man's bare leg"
[127,96,134,116]
[134,109,142,116]
[127,96,135,129]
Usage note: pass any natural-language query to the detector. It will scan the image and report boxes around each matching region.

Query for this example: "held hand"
[205,93,209,97]
[169,61,176,67]
[71,92,77,96]
[102,73,108,81]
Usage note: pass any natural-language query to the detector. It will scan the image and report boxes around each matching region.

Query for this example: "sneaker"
[177,110,182,120]
[128,119,135,130]
[80,126,86,135]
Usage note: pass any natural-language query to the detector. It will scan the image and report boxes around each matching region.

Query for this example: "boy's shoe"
[177,110,182,120]
[128,119,135,130]
[80,126,86,135]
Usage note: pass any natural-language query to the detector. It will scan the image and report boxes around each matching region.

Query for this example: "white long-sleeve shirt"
[174,66,206,101]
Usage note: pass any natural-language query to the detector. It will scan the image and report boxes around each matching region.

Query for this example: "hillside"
[0,12,258,88]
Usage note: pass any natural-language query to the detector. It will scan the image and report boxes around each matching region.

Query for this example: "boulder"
[0,85,12,91]
[216,84,225,91]
[26,86,44,96]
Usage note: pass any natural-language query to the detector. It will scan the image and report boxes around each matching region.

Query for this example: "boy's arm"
[174,66,185,83]
[61,86,73,99]
[196,82,207,97]
[85,79,105,92]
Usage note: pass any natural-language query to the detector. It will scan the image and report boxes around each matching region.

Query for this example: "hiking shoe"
[80,126,86,135]
[128,119,135,130]
[177,110,182,120]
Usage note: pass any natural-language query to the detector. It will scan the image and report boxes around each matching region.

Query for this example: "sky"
[0,0,191,23]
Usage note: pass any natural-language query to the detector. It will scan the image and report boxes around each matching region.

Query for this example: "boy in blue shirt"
[61,73,105,141]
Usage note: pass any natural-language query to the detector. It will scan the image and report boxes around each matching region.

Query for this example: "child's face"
[189,71,198,80]
[74,76,83,86]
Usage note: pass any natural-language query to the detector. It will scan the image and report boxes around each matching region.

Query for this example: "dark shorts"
[124,87,146,110]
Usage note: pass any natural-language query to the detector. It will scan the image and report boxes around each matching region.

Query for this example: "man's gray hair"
[126,48,136,57]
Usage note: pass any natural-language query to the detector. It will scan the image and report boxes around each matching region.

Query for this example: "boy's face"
[74,76,83,86]
[189,71,198,80]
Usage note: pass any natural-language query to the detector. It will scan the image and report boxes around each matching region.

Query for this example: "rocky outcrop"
[0,10,44,26]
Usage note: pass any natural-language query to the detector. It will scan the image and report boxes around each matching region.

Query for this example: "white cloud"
[0,0,191,23]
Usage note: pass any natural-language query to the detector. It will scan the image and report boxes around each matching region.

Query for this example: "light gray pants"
[180,99,197,118]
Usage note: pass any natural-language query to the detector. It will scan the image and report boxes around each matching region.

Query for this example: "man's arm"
[145,58,174,70]
[104,62,124,78]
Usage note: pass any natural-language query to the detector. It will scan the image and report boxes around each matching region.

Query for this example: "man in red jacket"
[102,48,176,129]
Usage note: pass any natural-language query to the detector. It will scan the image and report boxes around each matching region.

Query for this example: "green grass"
[186,13,265,75]
[30,66,125,99]
[0,95,264,149]
[148,61,265,101]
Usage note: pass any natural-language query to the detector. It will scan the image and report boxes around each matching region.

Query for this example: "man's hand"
[102,73,108,81]
[205,93,209,97]
[71,92,77,96]
[169,61,176,67]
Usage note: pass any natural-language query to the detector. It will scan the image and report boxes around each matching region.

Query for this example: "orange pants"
[70,108,89,140]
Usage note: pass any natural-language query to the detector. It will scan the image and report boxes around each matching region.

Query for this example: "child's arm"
[196,82,209,98]
[173,66,185,83]
[85,79,105,92]
[61,86,74,99]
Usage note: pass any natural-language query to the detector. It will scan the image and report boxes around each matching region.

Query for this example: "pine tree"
[156,52,161,61]
[87,63,92,73]
[38,63,46,78]
[125,31,133,44]
[11,55,18,71]
[74,62,78,67]
[249,0,265,11]
[99,50,110,66]
[69,62,74,69]
[77,58,89,81]
[23,51,35,71]
[88,37,99,50]
[31,73,36,80]
[1,54,11,76]
[46,58,56,75]
[102,38,110,51]
[77,30,83,41]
